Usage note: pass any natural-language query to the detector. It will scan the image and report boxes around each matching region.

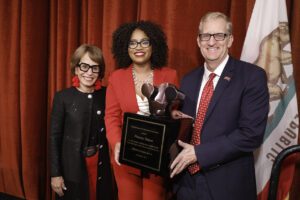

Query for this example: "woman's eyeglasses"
[128,39,151,49]
[77,63,100,73]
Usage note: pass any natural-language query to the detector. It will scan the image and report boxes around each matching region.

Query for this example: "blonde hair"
[199,12,232,34]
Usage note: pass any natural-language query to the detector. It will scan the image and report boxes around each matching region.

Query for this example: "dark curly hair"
[112,20,168,69]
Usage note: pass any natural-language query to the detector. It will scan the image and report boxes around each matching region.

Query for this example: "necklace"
[132,67,154,93]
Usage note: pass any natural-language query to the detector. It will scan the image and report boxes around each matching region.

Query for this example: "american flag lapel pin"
[224,76,231,81]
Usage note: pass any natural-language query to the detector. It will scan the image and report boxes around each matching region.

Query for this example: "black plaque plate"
[119,112,179,176]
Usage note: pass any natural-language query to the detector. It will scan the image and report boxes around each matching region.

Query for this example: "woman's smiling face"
[128,29,153,66]
[75,53,99,91]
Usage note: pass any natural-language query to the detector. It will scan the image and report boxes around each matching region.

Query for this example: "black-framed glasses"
[198,33,229,41]
[128,39,151,49]
[77,63,100,73]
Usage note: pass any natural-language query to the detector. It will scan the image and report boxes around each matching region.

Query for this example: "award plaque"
[119,83,192,176]
[119,113,179,175]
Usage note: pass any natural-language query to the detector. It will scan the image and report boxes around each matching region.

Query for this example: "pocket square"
[224,76,231,81]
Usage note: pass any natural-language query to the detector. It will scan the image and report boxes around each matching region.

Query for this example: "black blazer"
[50,87,115,199]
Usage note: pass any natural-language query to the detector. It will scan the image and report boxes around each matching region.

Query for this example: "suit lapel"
[125,66,139,111]
[153,68,166,86]
[204,58,235,123]
[191,67,205,118]
[153,68,160,86]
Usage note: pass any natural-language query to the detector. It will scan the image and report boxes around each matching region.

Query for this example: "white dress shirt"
[196,55,229,112]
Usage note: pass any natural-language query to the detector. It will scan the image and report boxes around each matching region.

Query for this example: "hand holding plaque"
[119,83,192,176]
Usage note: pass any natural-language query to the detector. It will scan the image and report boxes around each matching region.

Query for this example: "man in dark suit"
[170,12,269,200]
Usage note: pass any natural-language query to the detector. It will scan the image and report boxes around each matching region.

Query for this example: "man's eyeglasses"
[198,33,229,41]
[77,63,100,73]
[128,40,151,49]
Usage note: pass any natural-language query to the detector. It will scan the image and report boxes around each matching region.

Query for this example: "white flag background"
[240,0,299,199]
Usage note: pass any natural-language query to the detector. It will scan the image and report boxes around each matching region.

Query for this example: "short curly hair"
[112,20,168,69]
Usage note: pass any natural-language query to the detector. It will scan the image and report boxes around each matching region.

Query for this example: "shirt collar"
[203,55,229,78]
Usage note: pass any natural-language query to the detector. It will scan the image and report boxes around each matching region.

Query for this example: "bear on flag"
[241,0,299,199]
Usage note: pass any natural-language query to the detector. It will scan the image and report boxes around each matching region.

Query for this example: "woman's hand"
[114,142,121,165]
[51,176,67,196]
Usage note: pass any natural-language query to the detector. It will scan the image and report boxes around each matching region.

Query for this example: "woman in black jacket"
[50,44,116,200]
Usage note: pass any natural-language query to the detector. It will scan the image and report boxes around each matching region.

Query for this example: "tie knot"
[209,73,216,81]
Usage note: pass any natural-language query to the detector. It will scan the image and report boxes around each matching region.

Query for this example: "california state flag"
[240,0,298,199]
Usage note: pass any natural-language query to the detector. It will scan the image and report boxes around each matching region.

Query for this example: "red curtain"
[0,0,299,199]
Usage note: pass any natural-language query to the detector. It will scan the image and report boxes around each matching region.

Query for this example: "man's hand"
[171,110,193,120]
[51,176,67,197]
[170,140,197,178]
[114,142,121,165]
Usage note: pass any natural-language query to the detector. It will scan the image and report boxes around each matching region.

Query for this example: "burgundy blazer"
[105,66,178,174]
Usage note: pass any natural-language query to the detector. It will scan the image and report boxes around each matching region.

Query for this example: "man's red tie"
[188,73,216,174]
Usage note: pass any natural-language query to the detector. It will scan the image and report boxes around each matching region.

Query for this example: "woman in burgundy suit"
[105,21,178,200]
